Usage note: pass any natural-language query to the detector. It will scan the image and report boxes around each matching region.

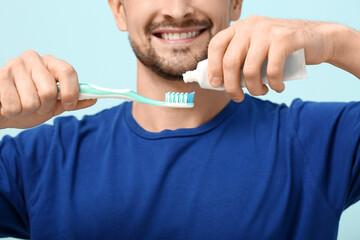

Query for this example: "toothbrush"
[57,83,195,108]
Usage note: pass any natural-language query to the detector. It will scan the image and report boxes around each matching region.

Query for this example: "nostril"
[160,4,194,20]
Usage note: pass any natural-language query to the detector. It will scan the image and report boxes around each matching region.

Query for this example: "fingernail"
[212,77,222,87]
[64,102,75,110]
[232,96,243,102]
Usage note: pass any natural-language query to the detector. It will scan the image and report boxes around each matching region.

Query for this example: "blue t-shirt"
[1,95,360,240]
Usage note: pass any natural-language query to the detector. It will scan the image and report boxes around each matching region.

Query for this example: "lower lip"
[153,30,205,44]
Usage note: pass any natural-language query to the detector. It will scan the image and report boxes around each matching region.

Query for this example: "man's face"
[116,0,240,80]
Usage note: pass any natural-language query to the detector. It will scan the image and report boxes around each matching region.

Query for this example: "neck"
[132,60,231,132]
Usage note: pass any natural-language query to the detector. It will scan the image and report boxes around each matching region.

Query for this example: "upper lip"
[152,27,206,34]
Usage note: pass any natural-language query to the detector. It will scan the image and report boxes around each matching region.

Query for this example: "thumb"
[52,99,97,116]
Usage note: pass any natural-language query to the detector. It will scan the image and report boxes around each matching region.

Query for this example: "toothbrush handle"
[57,84,99,100]
[57,83,131,100]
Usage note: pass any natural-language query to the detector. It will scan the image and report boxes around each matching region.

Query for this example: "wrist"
[325,23,360,78]
[326,24,351,64]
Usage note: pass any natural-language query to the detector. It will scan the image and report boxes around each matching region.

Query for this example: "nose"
[160,0,194,20]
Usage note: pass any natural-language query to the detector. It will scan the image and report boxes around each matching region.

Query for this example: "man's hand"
[0,50,97,129]
[207,15,359,102]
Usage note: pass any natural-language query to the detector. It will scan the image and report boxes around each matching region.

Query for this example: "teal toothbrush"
[58,83,195,108]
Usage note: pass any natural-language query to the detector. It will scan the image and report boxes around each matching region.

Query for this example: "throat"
[131,90,231,133]
[132,102,200,132]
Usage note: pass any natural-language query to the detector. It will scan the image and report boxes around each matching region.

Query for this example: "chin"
[166,51,206,71]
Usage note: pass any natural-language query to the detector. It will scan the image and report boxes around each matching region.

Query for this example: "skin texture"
[0,0,359,131]
[114,0,238,81]
[0,51,96,129]
[128,15,214,80]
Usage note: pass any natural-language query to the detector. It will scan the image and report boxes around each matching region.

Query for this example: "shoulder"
[234,95,360,137]
[54,101,128,129]
[233,95,288,123]
[244,95,360,122]
[51,101,128,133]
[287,98,360,127]
[1,102,130,151]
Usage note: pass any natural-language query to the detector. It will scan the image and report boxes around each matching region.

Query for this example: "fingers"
[0,50,95,129]
[208,21,271,102]
[12,58,41,116]
[4,50,59,118]
[242,37,269,96]
[27,52,58,115]
[267,46,286,93]
[266,31,303,93]
[0,66,22,118]
[222,31,248,102]
[207,16,313,101]
[0,50,82,116]
[1,55,43,117]
[12,50,59,117]
[42,54,79,111]
[207,26,235,88]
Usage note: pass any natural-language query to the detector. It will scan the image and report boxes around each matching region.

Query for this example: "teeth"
[160,31,201,40]
[173,33,180,40]
[180,33,187,39]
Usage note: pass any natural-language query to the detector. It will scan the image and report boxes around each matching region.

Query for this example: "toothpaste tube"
[182,49,307,90]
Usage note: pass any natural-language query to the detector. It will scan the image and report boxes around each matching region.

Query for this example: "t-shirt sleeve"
[0,135,30,238]
[289,99,360,214]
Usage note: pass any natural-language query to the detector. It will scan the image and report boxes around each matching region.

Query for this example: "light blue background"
[0,0,359,239]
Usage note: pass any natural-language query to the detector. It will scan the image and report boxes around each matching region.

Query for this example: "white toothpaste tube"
[182,49,308,90]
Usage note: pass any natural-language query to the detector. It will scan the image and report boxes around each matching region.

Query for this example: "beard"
[129,18,214,81]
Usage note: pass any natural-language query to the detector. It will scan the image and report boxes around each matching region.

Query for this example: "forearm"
[327,24,360,79]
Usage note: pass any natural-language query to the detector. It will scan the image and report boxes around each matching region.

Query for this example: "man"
[1,0,360,239]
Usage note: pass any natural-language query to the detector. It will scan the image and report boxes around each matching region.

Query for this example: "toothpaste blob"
[182,49,308,91]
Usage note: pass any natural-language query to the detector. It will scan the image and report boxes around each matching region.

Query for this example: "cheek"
[196,0,232,32]
[126,18,150,45]
[124,1,157,39]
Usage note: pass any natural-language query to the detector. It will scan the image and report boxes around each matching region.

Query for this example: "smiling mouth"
[153,28,206,41]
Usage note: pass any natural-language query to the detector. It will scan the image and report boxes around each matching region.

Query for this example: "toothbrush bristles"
[165,92,195,104]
